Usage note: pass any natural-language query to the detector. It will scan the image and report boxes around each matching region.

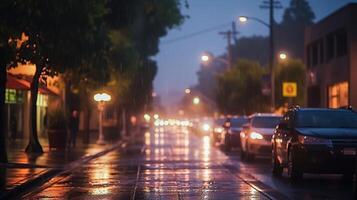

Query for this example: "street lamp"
[193,97,200,105]
[200,52,229,67]
[201,54,210,62]
[238,15,275,111]
[279,52,287,60]
[185,88,191,94]
[93,92,111,145]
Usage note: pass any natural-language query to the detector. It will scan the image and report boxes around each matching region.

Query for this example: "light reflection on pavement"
[24,126,354,199]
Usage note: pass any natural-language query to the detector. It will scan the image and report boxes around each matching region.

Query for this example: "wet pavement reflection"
[24,126,354,199]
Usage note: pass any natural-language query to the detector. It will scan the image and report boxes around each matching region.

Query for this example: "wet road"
[23,126,354,199]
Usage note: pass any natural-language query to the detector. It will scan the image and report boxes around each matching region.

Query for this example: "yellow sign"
[283,82,297,97]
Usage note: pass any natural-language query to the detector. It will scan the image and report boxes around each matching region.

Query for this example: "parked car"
[240,113,282,160]
[221,117,248,151]
[210,118,226,145]
[272,107,357,181]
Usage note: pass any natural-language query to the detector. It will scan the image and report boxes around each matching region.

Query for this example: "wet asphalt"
[21,126,354,200]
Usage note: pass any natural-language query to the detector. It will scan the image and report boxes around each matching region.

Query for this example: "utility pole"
[260,0,282,111]
[219,24,238,69]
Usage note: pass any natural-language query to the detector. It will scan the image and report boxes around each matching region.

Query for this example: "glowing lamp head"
[279,52,287,60]
[193,97,200,105]
[238,16,248,23]
[185,88,191,94]
[94,93,111,102]
[201,55,210,62]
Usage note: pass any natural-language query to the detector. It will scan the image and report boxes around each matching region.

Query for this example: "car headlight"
[202,123,210,132]
[298,135,332,146]
[250,132,263,140]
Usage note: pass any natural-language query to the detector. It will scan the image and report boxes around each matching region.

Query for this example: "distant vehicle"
[221,117,249,151]
[272,107,357,181]
[210,118,226,145]
[198,118,213,135]
[240,113,282,160]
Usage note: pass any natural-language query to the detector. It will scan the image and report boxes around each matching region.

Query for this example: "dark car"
[272,107,357,181]
[220,117,248,151]
[240,113,282,160]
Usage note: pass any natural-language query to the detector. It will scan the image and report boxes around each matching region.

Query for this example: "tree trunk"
[25,65,43,153]
[0,64,8,163]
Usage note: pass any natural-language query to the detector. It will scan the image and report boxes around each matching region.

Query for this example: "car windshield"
[296,110,357,128]
[252,116,281,128]
[231,118,248,127]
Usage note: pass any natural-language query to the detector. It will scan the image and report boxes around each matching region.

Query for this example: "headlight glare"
[250,132,263,140]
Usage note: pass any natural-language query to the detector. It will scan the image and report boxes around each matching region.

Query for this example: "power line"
[161,22,231,45]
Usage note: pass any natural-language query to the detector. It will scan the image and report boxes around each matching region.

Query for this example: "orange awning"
[6,74,30,90]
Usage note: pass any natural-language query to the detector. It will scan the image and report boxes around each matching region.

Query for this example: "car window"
[251,116,282,128]
[296,110,357,128]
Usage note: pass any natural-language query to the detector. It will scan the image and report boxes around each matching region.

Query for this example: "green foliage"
[275,59,306,107]
[216,60,269,115]
[47,109,67,130]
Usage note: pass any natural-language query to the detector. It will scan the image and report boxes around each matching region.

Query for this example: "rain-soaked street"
[21,126,354,200]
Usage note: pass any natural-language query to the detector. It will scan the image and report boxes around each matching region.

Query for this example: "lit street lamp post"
[201,52,229,69]
[93,93,111,145]
[238,15,275,111]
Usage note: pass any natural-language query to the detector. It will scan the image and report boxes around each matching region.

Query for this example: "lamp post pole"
[238,13,275,111]
[97,102,105,144]
[269,0,276,112]
[94,93,111,145]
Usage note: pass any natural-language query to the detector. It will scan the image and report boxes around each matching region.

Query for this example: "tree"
[232,36,269,66]
[275,59,306,108]
[216,60,269,115]
[15,0,107,153]
[104,0,186,126]
[0,1,27,163]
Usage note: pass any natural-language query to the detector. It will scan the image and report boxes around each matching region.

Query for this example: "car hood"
[295,128,357,139]
[251,128,275,136]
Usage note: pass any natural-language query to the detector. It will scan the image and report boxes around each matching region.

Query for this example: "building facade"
[305,3,357,108]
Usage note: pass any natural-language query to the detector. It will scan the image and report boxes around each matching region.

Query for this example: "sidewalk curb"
[0,141,127,200]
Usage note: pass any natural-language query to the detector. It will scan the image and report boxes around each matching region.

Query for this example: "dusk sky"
[154,0,357,106]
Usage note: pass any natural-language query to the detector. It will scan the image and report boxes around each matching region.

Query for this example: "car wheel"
[288,148,303,181]
[272,147,283,177]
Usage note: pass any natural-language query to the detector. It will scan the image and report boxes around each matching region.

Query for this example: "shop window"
[36,93,48,107]
[328,82,348,108]
[5,89,24,104]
